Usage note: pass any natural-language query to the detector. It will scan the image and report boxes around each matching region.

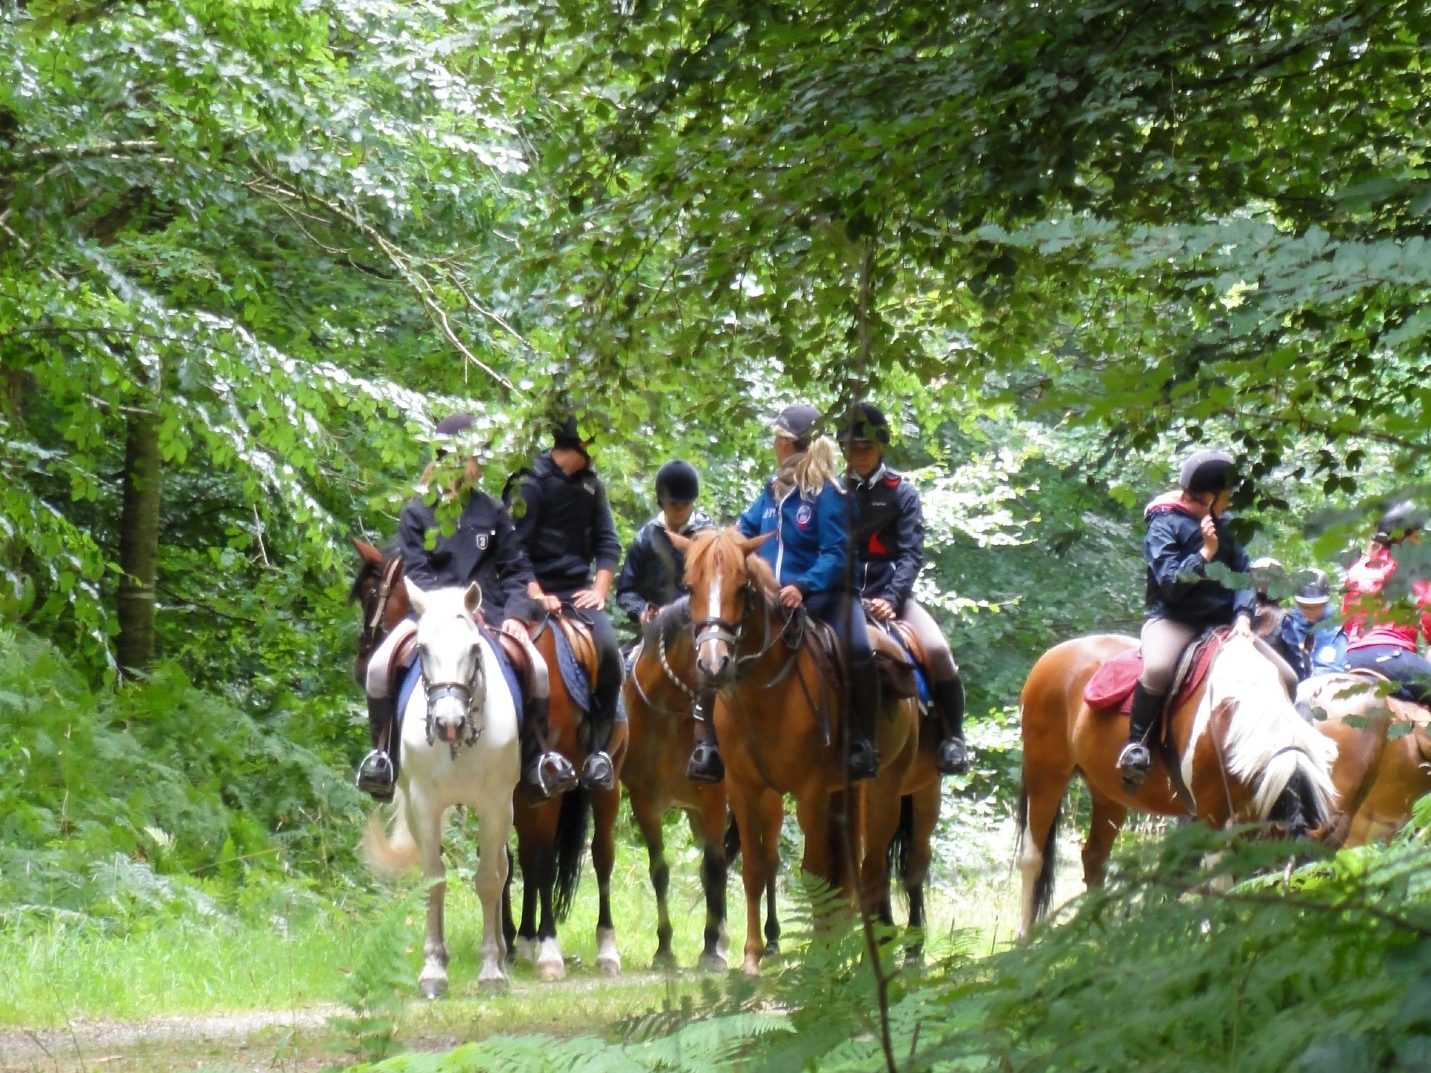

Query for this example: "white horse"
[362,579,521,997]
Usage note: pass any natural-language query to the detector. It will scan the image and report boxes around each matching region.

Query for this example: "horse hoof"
[538,959,566,982]
[596,955,621,978]
[419,978,447,1000]
[515,937,539,965]
[697,952,728,973]
[762,942,780,960]
[651,951,678,973]
[478,973,509,993]
[740,959,761,979]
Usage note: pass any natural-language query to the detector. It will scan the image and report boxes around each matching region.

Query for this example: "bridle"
[691,575,799,687]
[419,623,487,750]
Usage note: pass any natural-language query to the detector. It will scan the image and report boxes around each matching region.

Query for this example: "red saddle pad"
[1083,632,1225,714]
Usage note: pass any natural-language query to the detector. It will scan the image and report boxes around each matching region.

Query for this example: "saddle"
[802,614,918,703]
[1083,630,1225,716]
[528,610,599,714]
[1343,668,1431,762]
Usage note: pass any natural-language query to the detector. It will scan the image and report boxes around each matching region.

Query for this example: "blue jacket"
[1143,492,1255,628]
[736,478,848,595]
[1278,609,1348,679]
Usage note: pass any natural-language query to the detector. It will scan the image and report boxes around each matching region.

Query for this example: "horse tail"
[360,793,420,875]
[723,812,742,863]
[1016,785,1061,926]
[886,794,915,908]
[552,785,591,922]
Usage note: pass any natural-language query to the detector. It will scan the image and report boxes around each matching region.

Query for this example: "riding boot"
[523,693,578,798]
[846,659,881,782]
[356,696,397,802]
[1116,682,1165,791]
[685,688,724,784]
[931,675,969,776]
[580,697,616,791]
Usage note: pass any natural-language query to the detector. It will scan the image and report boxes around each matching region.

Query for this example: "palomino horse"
[673,528,920,976]
[620,598,781,971]
[361,580,520,996]
[1017,631,1338,939]
[504,607,628,980]
[350,542,626,980]
[1300,674,1431,847]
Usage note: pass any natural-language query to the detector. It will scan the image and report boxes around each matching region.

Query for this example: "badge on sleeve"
[475,532,490,551]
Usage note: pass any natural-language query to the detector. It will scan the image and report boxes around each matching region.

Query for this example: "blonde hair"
[793,435,840,499]
[418,456,482,497]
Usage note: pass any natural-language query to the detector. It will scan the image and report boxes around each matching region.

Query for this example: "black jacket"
[615,510,715,622]
[848,465,925,607]
[1143,492,1255,627]
[397,488,534,618]
[508,453,623,594]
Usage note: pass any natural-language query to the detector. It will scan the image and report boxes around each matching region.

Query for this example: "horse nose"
[697,646,731,682]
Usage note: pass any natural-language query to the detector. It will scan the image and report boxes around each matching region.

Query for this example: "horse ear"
[737,531,774,556]
[668,531,693,553]
[463,582,482,614]
[352,537,382,566]
[404,576,428,616]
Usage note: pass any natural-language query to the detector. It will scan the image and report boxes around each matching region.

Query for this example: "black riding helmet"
[1179,448,1237,495]
[1375,500,1427,545]
[655,460,700,504]
[434,412,479,458]
[838,402,891,446]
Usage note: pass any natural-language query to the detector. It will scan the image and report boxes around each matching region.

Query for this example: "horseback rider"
[507,416,623,791]
[357,413,578,801]
[1117,448,1257,789]
[686,402,882,784]
[1276,569,1347,680]
[1342,500,1431,704]
[839,402,969,776]
[616,460,715,627]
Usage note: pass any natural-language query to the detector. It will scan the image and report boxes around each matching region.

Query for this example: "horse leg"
[528,805,565,981]
[631,793,676,971]
[591,785,622,977]
[796,786,845,933]
[1082,792,1128,890]
[692,792,730,971]
[735,788,781,977]
[474,793,513,991]
[903,782,940,967]
[410,792,449,999]
[501,843,518,962]
[1017,760,1074,941]
[763,872,780,959]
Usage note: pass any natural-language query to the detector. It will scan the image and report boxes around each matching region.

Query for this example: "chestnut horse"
[350,541,625,979]
[1300,674,1431,847]
[620,598,781,971]
[1017,631,1338,939]
[673,528,920,976]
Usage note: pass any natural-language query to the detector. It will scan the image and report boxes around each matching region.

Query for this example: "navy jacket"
[397,488,534,619]
[508,453,622,594]
[848,464,924,607]
[1143,491,1255,627]
[615,510,715,622]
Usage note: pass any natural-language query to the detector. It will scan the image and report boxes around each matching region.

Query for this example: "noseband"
[692,580,755,653]
[421,638,486,748]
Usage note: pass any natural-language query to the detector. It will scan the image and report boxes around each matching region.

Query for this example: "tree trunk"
[117,390,161,677]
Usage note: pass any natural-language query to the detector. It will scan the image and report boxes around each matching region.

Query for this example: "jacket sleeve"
[397,499,443,592]
[486,504,536,610]
[590,480,623,575]
[792,485,849,596]
[615,532,650,621]
[1144,514,1208,605]
[511,473,544,559]
[882,483,925,606]
[736,488,768,537]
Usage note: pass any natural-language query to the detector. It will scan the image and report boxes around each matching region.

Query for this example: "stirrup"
[1117,741,1152,790]
[581,750,615,791]
[686,741,724,785]
[526,751,578,798]
[847,738,879,782]
[937,735,969,777]
[356,750,395,801]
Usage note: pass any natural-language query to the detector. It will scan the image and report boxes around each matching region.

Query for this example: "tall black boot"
[685,688,724,784]
[931,675,969,776]
[356,696,397,801]
[523,692,577,798]
[1116,682,1165,791]
[847,659,881,781]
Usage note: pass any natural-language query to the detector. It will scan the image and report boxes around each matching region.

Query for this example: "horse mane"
[348,559,381,605]
[684,528,780,601]
[1199,635,1339,822]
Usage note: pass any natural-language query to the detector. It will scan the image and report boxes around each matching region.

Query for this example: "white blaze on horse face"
[697,565,728,676]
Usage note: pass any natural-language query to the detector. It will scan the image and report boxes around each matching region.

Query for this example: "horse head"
[405,577,488,748]
[671,529,775,687]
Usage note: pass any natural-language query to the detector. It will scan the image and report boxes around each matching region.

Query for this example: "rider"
[507,416,623,791]
[1276,569,1346,680]
[1342,501,1431,703]
[616,459,715,628]
[686,402,881,784]
[357,413,577,801]
[1117,448,1256,789]
[839,402,969,776]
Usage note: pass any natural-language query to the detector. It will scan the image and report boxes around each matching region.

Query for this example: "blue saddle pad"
[396,647,526,735]
[552,624,591,714]
[881,625,931,708]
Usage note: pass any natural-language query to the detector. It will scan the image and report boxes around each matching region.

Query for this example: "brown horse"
[1300,674,1431,847]
[1016,631,1338,939]
[873,710,944,964]
[673,528,920,976]
[620,598,781,971]
[350,541,625,979]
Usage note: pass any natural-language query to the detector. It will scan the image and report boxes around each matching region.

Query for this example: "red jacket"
[1342,544,1431,651]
